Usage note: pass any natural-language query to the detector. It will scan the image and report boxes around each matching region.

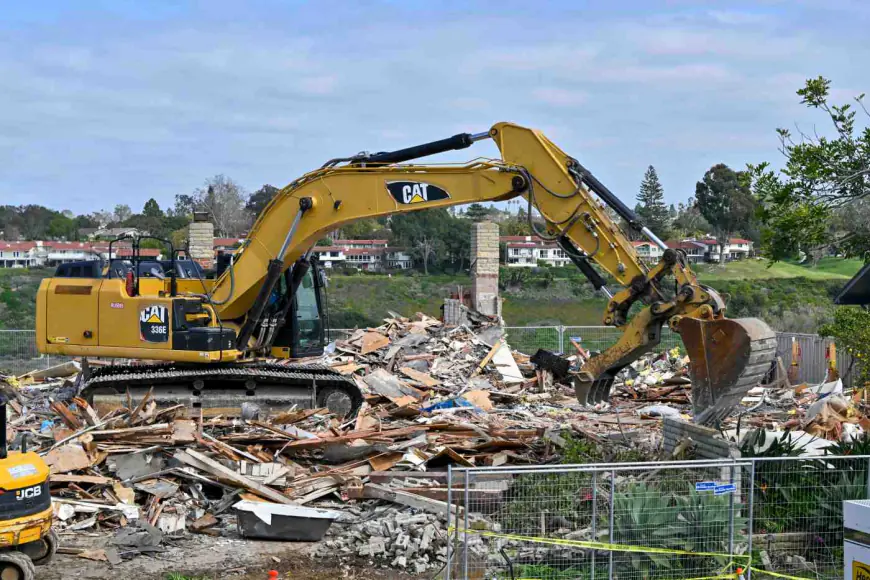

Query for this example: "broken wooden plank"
[399,367,440,387]
[362,368,425,401]
[50,474,112,486]
[50,401,83,430]
[352,483,460,516]
[174,449,294,505]
[360,332,391,355]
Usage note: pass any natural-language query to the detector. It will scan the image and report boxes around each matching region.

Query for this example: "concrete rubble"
[0,309,866,571]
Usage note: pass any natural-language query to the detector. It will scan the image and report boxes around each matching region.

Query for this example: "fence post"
[608,469,615,578]
[446,464,452,580]
[558,325,565,355]
[866,457,870,500]
[747,461,755,580]
[591,471,597,580]
[728,464,735,562]
[463,471,470,579]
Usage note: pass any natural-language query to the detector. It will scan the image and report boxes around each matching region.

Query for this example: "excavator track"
[82,361,363,419]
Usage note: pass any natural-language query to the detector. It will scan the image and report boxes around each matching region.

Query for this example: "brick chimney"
[188,211,214,269]
[471,221,500,316]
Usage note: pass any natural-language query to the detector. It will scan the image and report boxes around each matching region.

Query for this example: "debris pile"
[3,310,866,571]
[316,502,449,573]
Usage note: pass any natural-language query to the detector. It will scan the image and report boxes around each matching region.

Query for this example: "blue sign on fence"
[714,484,736,495]
[695,481,716,491]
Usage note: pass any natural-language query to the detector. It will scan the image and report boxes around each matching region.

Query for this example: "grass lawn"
[693,257,863,281]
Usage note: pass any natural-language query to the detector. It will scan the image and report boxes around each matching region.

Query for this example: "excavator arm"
[208,122,776,424]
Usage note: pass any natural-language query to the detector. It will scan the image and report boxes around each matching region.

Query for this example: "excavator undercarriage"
[83,361,363,419]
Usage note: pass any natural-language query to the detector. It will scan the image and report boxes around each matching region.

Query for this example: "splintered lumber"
[72,397,101,426]
[281,425,426,450]
[354,483,460,516]
[173,449,294,505]
[50,401,83,430]
[50,474,112,485]
[471,339,502,377]
[398,367,440,387]
[360,332,391,355]
[44,444,93,473]
[363,369,424,401]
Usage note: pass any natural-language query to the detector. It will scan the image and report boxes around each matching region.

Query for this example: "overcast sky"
[2,0,868,215]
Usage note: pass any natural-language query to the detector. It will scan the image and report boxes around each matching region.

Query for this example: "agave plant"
[609,485,749,575]
[661,490,747,563]
[609,484,680,572]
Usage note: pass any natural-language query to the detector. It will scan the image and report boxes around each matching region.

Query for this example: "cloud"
[0,1,865,212]
[531,88,588,107]
[707,10,771,25]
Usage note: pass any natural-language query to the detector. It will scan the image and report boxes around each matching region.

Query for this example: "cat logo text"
[139,305,169,343]
[386,181,450,205]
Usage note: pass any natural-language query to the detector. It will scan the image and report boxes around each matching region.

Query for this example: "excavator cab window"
[293,267,323,354]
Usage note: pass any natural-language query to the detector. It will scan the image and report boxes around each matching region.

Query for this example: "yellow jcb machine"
[0,395,57,579]
[36,122,776,426]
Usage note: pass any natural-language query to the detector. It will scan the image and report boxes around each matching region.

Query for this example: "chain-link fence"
[0,330,53,375]
[447,455,870,579]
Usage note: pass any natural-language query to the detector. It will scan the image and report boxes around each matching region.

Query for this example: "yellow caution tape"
[449,526,750,561]
[449,527,815,580]
[749,571,815,580]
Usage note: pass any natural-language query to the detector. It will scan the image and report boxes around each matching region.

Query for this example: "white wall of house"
[505,244,569,267]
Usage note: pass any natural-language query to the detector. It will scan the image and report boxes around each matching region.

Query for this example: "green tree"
[464,203,491,222]
[113,204,133,224]
[47,215,76,240]
[672,198,712,238]
[338,218,381,240]
[143,198,163,219]
[749,77,870,261]
[636,165,670,238]
[443,217,471,271]
[695,164,755,263]
[820,308,870,384]
[390,208,458,273]
[246,184,281,217]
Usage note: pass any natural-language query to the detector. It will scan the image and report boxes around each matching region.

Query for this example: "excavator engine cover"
[678,317,777,426]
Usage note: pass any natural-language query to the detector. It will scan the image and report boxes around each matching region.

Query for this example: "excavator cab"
[270,258,329,359]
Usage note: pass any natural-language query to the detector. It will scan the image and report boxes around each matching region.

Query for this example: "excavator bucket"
[677,317,777,426]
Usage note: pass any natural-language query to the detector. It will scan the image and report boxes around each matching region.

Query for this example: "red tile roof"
[213,238,244,248]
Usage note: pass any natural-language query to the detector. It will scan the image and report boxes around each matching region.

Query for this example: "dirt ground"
[42,531,431,580]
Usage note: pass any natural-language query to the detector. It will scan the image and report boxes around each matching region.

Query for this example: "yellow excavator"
[36,122,776,425]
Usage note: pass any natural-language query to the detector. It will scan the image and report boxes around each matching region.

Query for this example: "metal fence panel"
[776,332,854,387]
[0,330,51,375]
[502,326,562,356]
[562,325,684,355]
[448,456,870,579]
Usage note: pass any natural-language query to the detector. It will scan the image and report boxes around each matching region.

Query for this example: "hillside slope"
[1,259,860,333]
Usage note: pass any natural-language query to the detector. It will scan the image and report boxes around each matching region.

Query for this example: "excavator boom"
[37,122,776,424]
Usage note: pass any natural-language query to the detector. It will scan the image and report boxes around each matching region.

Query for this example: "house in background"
[664,237,754,263]
[500,236,569,267]
[310,239,412,271]
[0,241,162,268]
[632,241,664,264]
[213,238,245,255]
